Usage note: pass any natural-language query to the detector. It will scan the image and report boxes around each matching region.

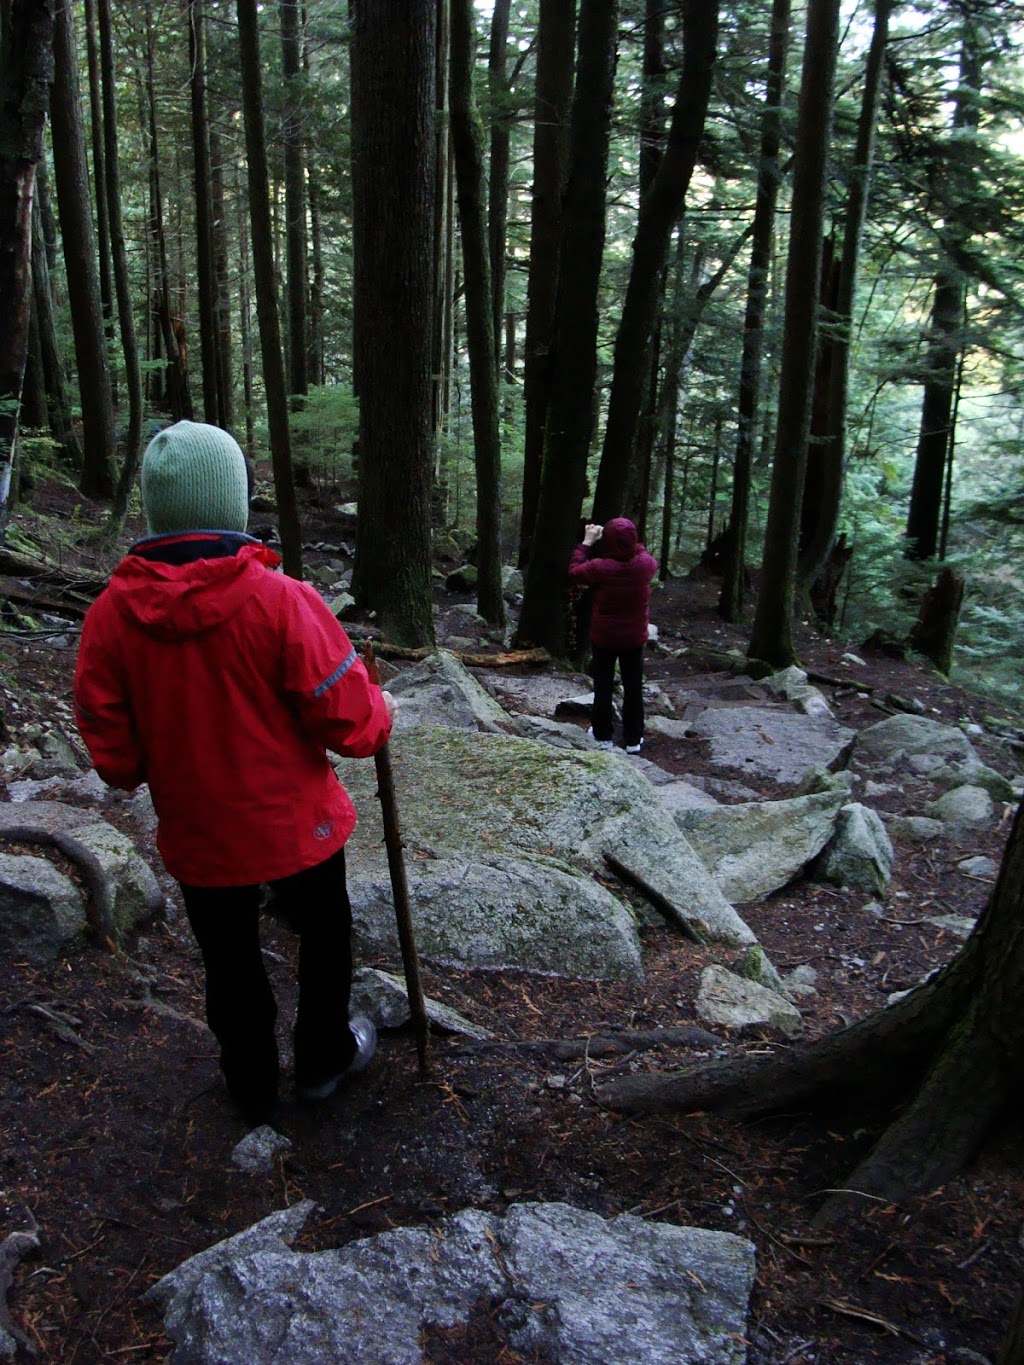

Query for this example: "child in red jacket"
[74,420,395,1126]
[568,517,657,754]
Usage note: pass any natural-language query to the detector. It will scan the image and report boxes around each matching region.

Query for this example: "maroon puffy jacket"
[568,517,658,649]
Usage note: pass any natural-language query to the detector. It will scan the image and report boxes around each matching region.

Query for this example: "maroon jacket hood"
[600,517,639,561]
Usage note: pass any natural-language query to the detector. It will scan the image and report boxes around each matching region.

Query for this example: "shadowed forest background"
[1,0,1023,693]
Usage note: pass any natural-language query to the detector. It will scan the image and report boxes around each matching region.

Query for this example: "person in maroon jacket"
[74,420,396,1127]
[568,517,658,754]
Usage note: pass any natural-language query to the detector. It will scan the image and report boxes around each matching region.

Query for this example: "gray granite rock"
[146,1201,756,1365]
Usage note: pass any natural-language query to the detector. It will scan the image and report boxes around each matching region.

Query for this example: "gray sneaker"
[297,1016,378,1102]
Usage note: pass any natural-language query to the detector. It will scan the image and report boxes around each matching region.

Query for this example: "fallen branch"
[5,1000,95,1053]
[454,1025,724,1062]
[346,637,552,670]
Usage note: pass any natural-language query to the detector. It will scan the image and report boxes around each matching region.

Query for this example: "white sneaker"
[586,726,614,751]
[625,739,644,755]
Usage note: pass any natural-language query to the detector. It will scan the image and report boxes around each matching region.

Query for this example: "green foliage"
[288,386,359,489]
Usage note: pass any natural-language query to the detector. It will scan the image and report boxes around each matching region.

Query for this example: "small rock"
[231,1125,292,1174]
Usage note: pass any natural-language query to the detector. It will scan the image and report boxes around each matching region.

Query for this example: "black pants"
[180,847,356,1121]
[590,643,645,747]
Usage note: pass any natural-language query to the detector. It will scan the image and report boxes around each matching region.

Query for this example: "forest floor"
[1,480,1023,1363]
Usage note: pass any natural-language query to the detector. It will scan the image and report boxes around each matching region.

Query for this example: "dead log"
[600,796,1024,1225]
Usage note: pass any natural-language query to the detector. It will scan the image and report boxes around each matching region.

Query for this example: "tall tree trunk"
[50,0,116,499]
[144,0,193,420]
[431,0,453,443]
[209,128,234,429]
[518,0,575,569]
[82,0,116,401]
[189,0,220,424]
[602,795,1024,1227]
[31,185,83,472]
[98,0,143,532]
[237,0,303,578]
[592,0,719,525]
[302,22,325,390]
[515,0,618,656]
[280,0,308,401]
[450,0,505,628]
[798,0,891,597]
[350,0,437,647]
[905,7,982,562]
[488,0,511,374]
[718,0,790,623]
[0,0,56,525]
[747,0,840,667]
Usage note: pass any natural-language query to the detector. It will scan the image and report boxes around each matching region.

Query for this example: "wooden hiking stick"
[362,643,430,1072]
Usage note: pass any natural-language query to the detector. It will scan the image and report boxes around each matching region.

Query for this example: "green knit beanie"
[140,421,250,534]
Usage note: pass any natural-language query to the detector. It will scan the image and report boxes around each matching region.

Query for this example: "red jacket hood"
[106,540,283,642]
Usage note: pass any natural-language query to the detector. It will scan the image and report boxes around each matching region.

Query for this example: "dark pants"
[180,847,356,1121]
[590,643,645,747]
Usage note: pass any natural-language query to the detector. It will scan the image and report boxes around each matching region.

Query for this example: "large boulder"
[852,714,1014,799]
[674,790,847,903]
[387,650,513,733]
[337,727,756,953]
[350,853,644,982]
[147,1200,756,1365]
[686,705,855,786]
[0,853,88,964]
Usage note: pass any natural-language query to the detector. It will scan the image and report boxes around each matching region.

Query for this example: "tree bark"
[280,0,308,401]
[144,0,193,421]
[82,0,116,399]
[188,0,220,425]
[50,0,116,499]
[592,0,719,525]
[797,0,890,597]
[518,0,575,569]
[98,0,143,532]
[0,0,56,518]
[718,0,790,624]
[905,7,982,562]
[450,0,505,627]
[515,0,618,656]
[747,0,840,667]
[488,0,512,374]
[350,0,436,647]
[30,172,82,472]
[237,0,303,578]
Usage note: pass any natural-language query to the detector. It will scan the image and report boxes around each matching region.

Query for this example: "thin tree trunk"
[0,0,56,523]
[31,175,83,472]
[280,0,308,400]
[98,0,143,532]
[798,0,890,596]
[592,0,718,524]
[303,19,325,389]
[145,0,192,420]
[515,0,619,656]
[209,128,233,428]
[82,0,116,401]
[237,0,303,578]
[748,0,840,667]
[718,0,790,623]
[188,0,220,424]
[518,0,574,568]
[450,0,505,627]
[488,0,512,373]
[50,0,116,499]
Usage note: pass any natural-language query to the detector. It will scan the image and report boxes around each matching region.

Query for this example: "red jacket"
[568,517,658,649]
[73,535,392,887]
